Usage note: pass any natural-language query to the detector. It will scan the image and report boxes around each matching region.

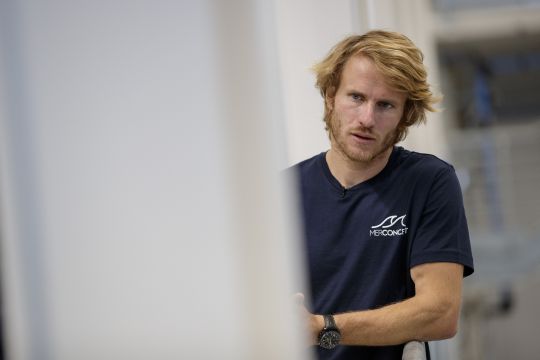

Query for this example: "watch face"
[319,330,341,349]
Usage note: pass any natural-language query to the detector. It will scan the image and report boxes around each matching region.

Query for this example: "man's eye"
[378,102,394,109]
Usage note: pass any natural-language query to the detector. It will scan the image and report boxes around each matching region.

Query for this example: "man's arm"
[303,262,464,346]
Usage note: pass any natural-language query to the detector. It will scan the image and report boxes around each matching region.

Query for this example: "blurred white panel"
[0,1,307,359]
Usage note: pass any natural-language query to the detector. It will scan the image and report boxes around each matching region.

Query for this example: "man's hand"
[294,292,323,345]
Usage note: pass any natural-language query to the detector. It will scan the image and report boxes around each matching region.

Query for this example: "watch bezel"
[318,329,341,349]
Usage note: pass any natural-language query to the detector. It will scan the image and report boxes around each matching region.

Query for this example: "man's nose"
[357,103,375,128]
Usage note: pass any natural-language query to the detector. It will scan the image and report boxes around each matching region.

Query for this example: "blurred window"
[439,42,540,127]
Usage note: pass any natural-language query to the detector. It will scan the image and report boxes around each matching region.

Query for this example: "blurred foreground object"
[0,1,307,359]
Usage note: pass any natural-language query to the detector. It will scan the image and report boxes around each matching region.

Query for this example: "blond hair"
[313,30,440,142]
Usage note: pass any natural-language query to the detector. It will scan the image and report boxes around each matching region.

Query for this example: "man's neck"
[326,146,394,189]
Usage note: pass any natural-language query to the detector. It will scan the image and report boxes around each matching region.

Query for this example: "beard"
[328,110,399,164]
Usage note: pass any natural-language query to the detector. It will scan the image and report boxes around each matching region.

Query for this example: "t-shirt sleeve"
[410,167,474,277]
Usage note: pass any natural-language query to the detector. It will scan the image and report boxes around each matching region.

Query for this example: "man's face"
[328,55,406,164]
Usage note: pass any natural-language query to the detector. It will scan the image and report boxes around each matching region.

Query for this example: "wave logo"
[370,214,408,237]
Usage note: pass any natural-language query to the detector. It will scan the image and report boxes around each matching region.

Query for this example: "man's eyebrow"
[346,89,364,95]
[345,89,401,104]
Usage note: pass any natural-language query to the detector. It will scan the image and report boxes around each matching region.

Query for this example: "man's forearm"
[310,263,464,346]
[331,295,458,346]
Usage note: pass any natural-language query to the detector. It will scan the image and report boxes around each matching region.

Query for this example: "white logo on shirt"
[370,214,408,237]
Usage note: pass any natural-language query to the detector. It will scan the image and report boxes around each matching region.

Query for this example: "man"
[291,30,474,359]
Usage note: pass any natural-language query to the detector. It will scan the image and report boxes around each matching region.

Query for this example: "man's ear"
[325,87,336,111]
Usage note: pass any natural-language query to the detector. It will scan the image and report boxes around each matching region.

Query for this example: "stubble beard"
[328,111,399,164]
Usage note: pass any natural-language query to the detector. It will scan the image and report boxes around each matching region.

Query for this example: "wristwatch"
[318,314,341,349]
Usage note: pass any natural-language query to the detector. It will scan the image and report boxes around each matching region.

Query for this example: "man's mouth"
[351,132,376,141]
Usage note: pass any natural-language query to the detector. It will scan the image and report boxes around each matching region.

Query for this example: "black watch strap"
[323,314,338,330]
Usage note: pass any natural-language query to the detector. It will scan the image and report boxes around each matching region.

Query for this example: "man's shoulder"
[395,147,455,175]
[393,147,463,200]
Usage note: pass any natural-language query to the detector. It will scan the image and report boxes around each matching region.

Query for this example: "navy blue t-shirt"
[292,147,474,360]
